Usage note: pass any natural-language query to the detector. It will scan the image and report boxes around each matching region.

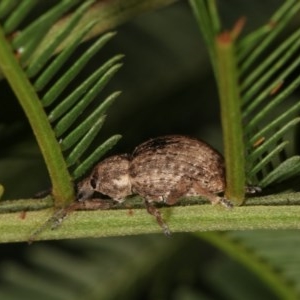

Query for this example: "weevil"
[77,135,236,235]
[29,135,260,242]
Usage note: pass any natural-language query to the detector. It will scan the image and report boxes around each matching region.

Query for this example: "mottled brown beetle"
[77,135,234,235]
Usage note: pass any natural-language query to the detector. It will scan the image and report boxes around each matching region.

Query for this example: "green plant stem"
[0,197,53,213]
[0,26,74,207]
[1,191,300,214]
[1,199,300,243]
[198,232,298,299]
[215,32,245,205]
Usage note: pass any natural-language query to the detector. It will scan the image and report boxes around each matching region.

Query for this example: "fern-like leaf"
[12,1,79,64]
[0,0,123,206]
[190,0,300,194]
[240,1,300,187]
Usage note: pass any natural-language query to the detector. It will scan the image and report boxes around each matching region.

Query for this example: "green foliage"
[0,0,123,205]
[190,0,300,196]
[241,1,300,188]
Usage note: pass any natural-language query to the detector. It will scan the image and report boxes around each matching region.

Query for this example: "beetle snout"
[77,191,88,201]
[76,187,94,201]
[76,180,94,201]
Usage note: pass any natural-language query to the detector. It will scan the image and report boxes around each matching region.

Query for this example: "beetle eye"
[90,177,97,189]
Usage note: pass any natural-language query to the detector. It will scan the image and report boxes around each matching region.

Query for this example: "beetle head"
[76,176,95,201]
[76,154,132,202]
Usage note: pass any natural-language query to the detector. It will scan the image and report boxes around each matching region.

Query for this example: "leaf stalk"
[215,32,245,204]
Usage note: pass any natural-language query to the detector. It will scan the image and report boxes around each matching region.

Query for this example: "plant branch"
[0,197,53,213]
[0,26,74,207]
[1,192,300,243]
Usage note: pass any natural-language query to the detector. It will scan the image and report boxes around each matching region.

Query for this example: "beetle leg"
[28,199,115,243]
[165,176,233,208]
[51,199,115,229]
[164,176,193,205]
[144,200,171,236]
[189,178,233,208]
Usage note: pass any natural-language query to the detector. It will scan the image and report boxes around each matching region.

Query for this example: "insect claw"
[163,224,172,237]
[219,197,234,209]
[246,185,262,194]
[51,216,64,230]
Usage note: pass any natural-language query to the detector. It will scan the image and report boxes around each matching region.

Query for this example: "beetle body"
[77,135,231,234]
[77,135,226,203]
[130,135,225,203]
